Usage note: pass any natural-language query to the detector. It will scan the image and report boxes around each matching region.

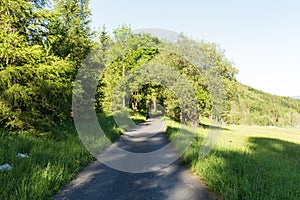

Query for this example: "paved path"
[53,119,213,200]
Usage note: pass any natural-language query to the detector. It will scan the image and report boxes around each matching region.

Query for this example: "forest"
[1,0,300,134]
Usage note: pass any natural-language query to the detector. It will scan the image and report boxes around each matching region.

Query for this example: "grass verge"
[166,118,300,200]
[0,112,145,199]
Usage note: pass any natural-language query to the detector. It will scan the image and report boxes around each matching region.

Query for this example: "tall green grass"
[166,119,300,200]
[0,113,145,199]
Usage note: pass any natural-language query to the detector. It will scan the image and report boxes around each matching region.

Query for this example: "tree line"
[1,0,299,133]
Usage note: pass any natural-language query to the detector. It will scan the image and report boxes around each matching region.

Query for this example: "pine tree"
[49,0,93,72]
[0,0,92,131]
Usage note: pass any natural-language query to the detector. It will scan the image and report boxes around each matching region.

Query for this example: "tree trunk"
[122,63,126,107]
[153,96,157,112]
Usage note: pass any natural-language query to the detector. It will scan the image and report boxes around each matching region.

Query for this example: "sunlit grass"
[166,118,300,200]
[0,125,92,199]
[0,113,145,199]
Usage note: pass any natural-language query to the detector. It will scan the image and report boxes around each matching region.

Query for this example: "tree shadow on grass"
[96,113,146,142]
[165,125,206,166]
[199,122,231,131]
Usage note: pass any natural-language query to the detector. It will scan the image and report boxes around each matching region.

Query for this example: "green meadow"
[166,118,300,200]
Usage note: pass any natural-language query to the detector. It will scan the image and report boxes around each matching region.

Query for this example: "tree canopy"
[0,0,93,131]
[0,2,299,132]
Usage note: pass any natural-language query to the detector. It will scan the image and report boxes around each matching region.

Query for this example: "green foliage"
[228,83,300,127]
[96,25,160,113]
[95,28,239,123]
[0,56,73,130]
[151,50,211,119]
[0,0,93,131]
[49,0,93,69]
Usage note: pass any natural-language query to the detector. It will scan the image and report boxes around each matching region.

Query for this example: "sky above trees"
[89,0,300,97]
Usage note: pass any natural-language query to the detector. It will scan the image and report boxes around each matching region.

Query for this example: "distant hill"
[227,83,300,127]
[292,96,300,99]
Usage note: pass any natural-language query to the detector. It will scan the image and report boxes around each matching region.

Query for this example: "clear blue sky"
[89,0,300,97]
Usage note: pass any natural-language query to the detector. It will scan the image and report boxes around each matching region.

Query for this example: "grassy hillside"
[227,82,300,128]
[166,118,300,200]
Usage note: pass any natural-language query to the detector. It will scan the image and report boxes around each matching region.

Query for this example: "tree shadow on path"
[53,119,213,200]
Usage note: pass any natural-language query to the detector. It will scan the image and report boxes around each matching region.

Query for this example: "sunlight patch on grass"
[166,119,300,200]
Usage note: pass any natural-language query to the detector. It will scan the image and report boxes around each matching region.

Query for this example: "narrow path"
[53,119,213,200]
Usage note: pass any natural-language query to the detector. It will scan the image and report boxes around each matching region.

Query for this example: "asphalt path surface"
[53,118,213,200]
